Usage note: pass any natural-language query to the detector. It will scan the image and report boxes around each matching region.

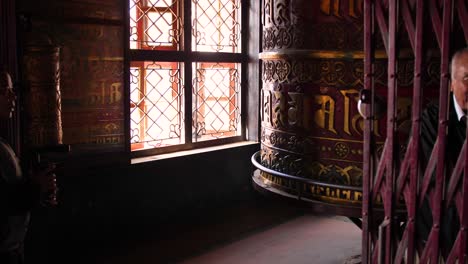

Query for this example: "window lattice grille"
[130,62,184,150]
[193,62,241,142]
[130,0,182,50]
[128,0,244,153]
[192,0,241,52]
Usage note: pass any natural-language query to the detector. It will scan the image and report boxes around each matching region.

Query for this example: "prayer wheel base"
[252,170,362,218]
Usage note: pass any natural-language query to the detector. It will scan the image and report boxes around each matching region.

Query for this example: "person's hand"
[30,162,58,206]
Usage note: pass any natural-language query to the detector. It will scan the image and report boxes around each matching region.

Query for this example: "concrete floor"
[89,197,362,264]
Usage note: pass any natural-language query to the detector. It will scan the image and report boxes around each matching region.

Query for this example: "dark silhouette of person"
[0,70,57,264]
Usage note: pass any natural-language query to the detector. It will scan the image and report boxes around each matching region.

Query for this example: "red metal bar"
[420,0,452,262]
[458,0,468,43]
[429,0,442,49]
[381,1,398,263]
[394,227,409,263]
[458,128,468,263]
[456,7,468,262]
[445,142,466,208]
[404,1,424,262]
[375,0,389,52]
[447,143,468,264]
[372,142,389,202]
[419,138,439,205]
[396,141,411,199]
[362,0,374,263]
[401,0,415,51]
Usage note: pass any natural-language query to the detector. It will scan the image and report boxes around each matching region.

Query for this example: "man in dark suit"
[417,48,468,255]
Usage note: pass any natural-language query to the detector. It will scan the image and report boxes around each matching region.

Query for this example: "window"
[126,0,245,155]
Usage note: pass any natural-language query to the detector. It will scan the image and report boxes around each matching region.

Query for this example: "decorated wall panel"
[17,0,124,151]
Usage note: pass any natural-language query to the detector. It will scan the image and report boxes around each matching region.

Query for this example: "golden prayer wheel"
[22,33,63,148]
[253,0,388,215]
[252,0,440,215]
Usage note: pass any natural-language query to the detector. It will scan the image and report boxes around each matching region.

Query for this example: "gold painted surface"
[261,172,363,205]
[320,0,363,19]
[260,50,390,60]
[308,136,366,144]
[314,95,337,134]
[262,88,385,137]
[87,56,124,61]
[321,157,363,164]
[87,81,123,106]
[258,48,432,60]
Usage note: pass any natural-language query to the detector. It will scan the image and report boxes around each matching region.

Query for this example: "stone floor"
[178,214,361,264]
[88,197,362,264]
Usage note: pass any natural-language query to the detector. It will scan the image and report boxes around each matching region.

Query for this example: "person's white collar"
[453,93,466,121]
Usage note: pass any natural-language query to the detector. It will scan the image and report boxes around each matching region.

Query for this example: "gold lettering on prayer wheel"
[22,34,63,148]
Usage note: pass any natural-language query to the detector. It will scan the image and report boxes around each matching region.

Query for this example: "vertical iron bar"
[460,1,468,260]
[407,0,424,262]
[459,117,468,264]
[430,0,443,49]
[433,0,452,261]
[457,0,468,42]
[363,0,374,263]
[421,0,451,262]
[375,0,389,52]
[124,0,131,154]
[184,0,192,144]
[384,0,397,263]
[401,0,415,51]
[241,0,248,141]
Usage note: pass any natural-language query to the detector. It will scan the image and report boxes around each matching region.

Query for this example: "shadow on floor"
[75,196,362,264]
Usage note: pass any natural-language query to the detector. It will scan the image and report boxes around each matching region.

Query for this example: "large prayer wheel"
[252,0,422,215]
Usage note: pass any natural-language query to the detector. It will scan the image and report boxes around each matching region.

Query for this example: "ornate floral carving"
[263,28,275,50]
[319,61,346,86]
[276,27,292,48]
[263,60,275,82]
[275,60,291,82]
[275,0,291,26]
[307,161,363,186]
[266,149,304,176]
[334,142,350,158]
[263,26,304,50]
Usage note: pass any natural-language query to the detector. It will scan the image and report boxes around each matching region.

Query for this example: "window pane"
[129,0,182,50]
[192,0,241,53]
[192,62,241,142]
[130,62,184,150]
[145,12,174,47]
[146,0,172,7]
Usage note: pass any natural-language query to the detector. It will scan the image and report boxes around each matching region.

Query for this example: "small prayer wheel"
[22,33,63,148]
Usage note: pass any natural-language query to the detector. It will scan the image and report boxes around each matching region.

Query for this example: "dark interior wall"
[61,144,260,227]
[26,143,259,262]
[15,0,260,262]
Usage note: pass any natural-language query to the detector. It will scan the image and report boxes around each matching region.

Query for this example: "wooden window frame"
[134,0,180,50]
[125,0,250,157]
